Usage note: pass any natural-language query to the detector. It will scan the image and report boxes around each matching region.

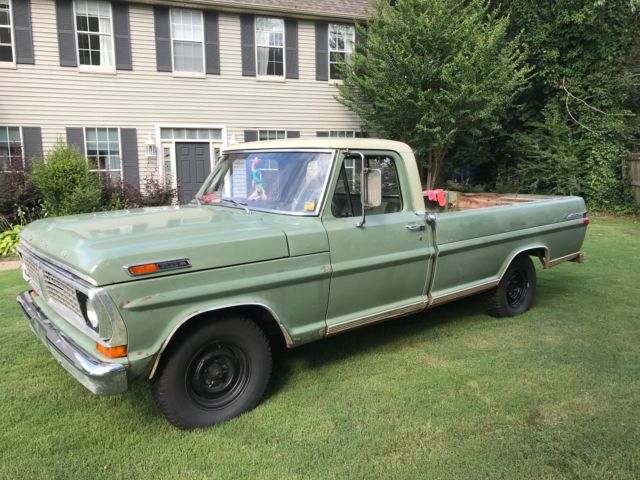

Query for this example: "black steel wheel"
[485,254,536,317]
[152,316,272,430]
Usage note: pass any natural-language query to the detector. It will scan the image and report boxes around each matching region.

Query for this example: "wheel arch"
[498,245,549,281]
[148,303,293,380]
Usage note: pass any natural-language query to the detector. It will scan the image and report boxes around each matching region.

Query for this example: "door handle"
[405,223,426,232]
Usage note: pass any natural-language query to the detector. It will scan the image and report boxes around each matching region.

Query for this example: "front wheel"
[485,254,537,317]
[152,316,272,430]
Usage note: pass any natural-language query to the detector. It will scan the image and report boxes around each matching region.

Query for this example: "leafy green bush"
[0,217,23,256]
[30,142,102,216]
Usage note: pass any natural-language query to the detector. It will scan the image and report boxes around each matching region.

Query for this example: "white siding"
[0,0,362,183]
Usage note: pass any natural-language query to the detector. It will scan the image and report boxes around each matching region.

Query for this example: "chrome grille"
[22,254,39,282]
[41,270,84,320]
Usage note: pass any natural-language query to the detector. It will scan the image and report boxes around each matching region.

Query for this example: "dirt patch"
[0,257,21,271]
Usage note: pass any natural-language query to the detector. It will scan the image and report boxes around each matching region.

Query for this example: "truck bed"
[425,191,557,212]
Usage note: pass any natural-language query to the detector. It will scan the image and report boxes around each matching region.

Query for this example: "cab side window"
[331,153,402,218]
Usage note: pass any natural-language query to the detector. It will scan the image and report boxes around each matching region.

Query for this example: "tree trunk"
[425,147,447,190]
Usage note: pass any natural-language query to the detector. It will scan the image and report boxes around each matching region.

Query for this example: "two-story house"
[0,0,371,202]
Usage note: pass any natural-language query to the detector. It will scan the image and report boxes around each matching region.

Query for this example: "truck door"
[322,151,434,333]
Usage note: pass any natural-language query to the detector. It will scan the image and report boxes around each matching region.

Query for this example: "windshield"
[197,150,334,215]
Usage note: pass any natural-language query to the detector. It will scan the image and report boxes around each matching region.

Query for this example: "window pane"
[97,128,108,142]
[8,127,19,141]
[173,40,203,72]
[0,26,10,44]
[0,44,11,62]
[0,11,10,28]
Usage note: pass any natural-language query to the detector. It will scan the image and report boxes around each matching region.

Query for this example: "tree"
[337,0,530,188]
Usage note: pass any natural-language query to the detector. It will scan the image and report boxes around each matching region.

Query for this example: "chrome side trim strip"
[546,251,584,268]
[429,280,500,307]
[148,302,294,379]
[325,301,427,336]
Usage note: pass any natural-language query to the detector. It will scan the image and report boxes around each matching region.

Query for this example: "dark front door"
[176,142,211,204]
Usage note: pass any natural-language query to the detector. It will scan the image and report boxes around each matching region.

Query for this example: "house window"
[258,130,286,141]
[170,8,204,72]
[0,0,13,63]
[255,17,284,76]
[85,127,121,182]
[0,126,22,171]
[329,131,355,138]
[75,0,114,68]
[160,127,221,140]
[329,23,354,80]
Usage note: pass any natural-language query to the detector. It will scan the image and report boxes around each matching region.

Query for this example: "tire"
[152,316,272,430]
[484,254,537,318]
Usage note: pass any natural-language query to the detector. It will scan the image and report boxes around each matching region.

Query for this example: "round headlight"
[77,291,100,332]
[85,298,99,330]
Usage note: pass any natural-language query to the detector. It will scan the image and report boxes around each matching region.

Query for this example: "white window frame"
[0,125,24,172]
[156,123,228,192]
[0,0,16,68]
[328,23,355,81]
[255,16,285,79]
[169,8,205,76]
[329,130,356,138]
[258,129,287,141]
[73,0,116,73]
[83,127,122,181]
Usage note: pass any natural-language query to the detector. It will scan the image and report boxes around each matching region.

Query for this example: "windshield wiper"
[221,197,250,214]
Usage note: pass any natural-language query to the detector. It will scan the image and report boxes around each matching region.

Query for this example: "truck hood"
[20,206,291,285]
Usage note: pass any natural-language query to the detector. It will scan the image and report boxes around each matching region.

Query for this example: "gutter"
[133,0,372,21]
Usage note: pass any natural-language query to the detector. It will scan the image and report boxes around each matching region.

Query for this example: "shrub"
[0,216,23,256]
[101,176,177,209]
[30,142,102,216]
[0,170,42,223]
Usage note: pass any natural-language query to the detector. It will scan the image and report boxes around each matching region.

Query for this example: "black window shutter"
[284,19,298,79]
[66,128,85,156]
[240,14,255,76]
[317,131,329,137]
[355,130,369,138]
[204,11,220,75]
[56,0,77,67]
[21,127,42,167]
[120,128,139,188]
[112,2,132,70]
[154,6,172,72]
[315,22,328,81]
[286,131,300,138]
[12,0,34,64]
[244,130,258,142]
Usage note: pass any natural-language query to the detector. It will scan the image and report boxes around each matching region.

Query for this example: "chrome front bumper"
[17,291,128,395]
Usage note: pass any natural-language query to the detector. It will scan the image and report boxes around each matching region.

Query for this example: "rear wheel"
[485,254,536,317]
[152,316,272,430]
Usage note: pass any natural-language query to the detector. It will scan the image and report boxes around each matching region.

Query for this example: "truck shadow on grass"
[266,295,488,401]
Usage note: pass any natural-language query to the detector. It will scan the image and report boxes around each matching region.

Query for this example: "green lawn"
[1,217,639,479]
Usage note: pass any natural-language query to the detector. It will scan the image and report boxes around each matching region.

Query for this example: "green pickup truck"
[17,139,588,429]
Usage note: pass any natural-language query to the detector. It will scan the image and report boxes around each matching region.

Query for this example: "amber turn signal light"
[96,343,128,359]
[128,263,159,276]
